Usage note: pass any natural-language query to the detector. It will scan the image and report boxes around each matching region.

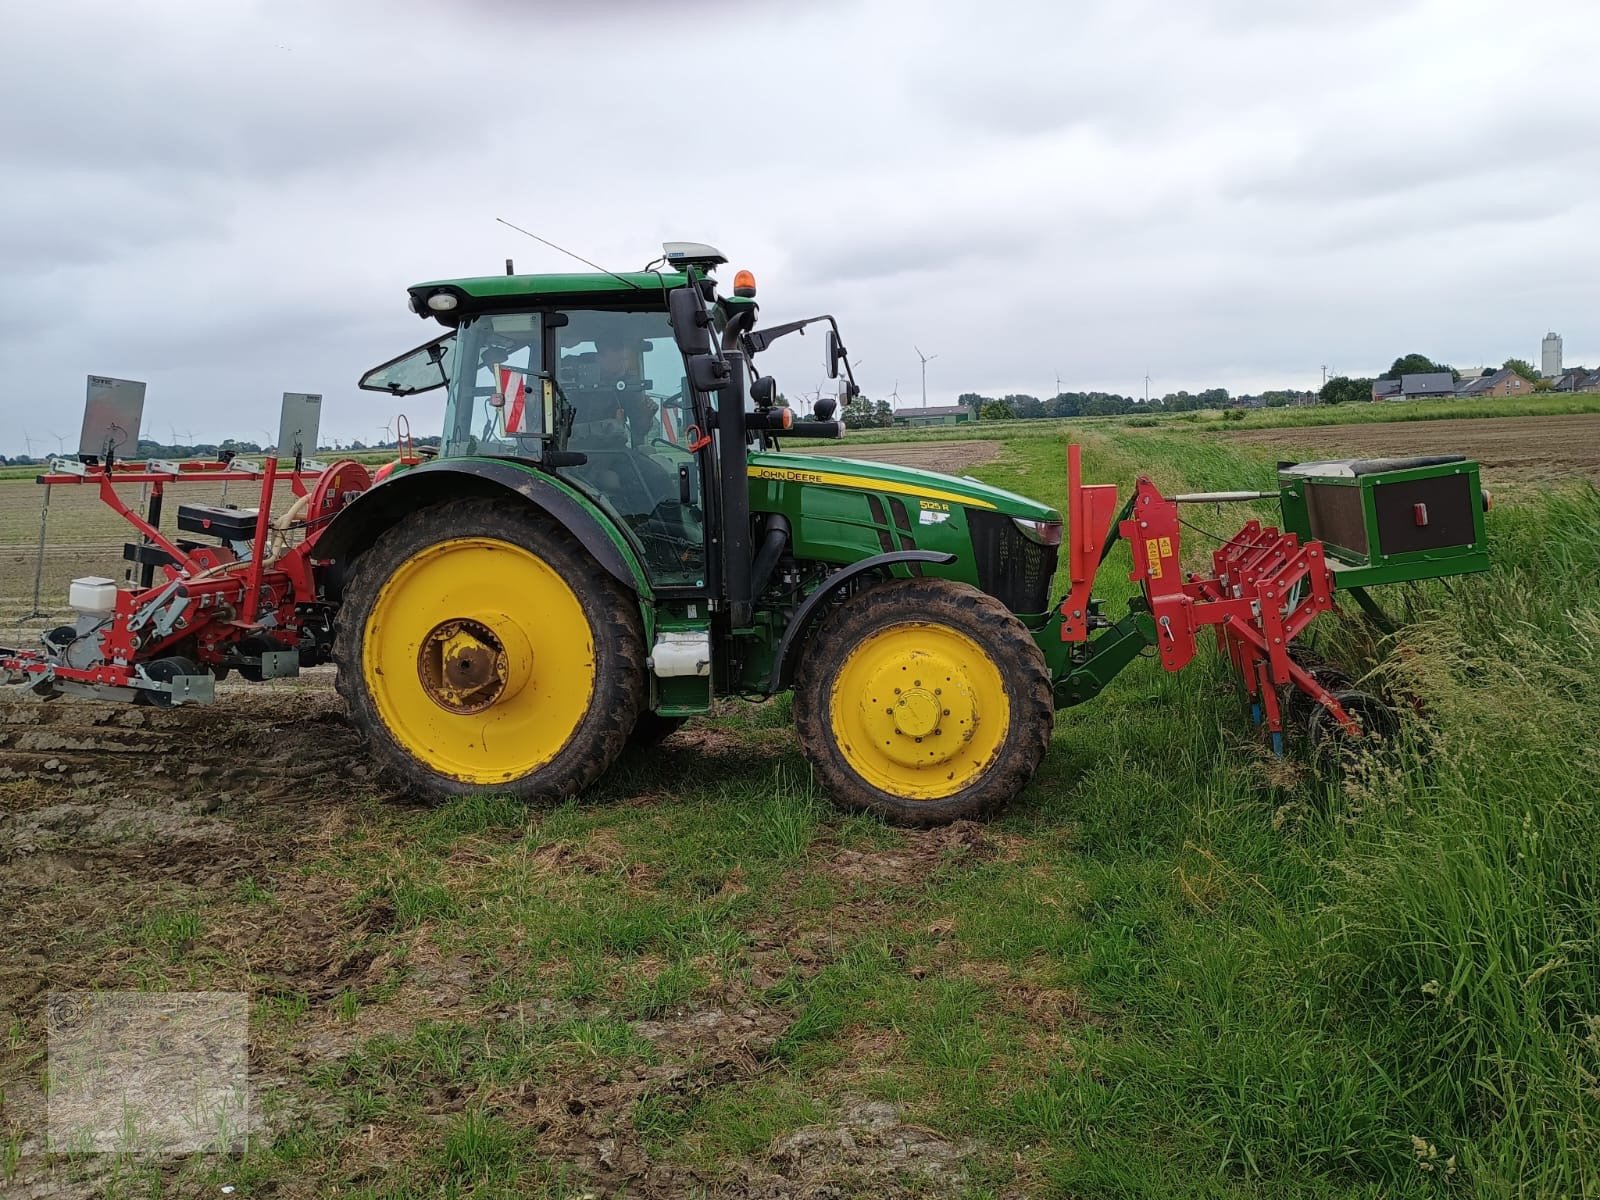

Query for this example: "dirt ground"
[0,674,1003,1196]
[1224,412,1600,488]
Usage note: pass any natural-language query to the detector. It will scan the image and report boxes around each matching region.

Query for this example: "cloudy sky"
[3,0,1598,453]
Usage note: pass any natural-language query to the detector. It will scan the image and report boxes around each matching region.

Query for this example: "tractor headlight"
[1012,517,1063,546]
[426,292,459,313]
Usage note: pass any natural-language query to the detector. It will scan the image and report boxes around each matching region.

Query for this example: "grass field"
[2,411,1598,1196]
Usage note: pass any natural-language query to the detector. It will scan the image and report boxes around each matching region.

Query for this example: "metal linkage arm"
[1121,476,1359,739]
[1058,443,1121,642]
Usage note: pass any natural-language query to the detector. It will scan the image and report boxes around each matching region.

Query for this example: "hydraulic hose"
[750,514,791,599]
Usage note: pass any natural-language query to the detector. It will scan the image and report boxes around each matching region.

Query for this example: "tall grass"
[944,432,1600,1194]
[1308,485,1600,1193]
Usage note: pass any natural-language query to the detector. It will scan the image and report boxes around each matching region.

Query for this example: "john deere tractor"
[313,241,1490,824]
[315,242,1065,824]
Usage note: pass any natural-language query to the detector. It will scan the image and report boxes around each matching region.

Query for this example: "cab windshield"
[442,307,704,589]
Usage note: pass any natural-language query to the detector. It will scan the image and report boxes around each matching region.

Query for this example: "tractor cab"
[357,243,860,605]
[359,267,715,589]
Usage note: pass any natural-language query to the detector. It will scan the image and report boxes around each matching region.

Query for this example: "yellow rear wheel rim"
[363,537,595,784]
[829,621,1010,801]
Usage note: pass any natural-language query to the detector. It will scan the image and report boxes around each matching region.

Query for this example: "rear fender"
[311,458,653,603]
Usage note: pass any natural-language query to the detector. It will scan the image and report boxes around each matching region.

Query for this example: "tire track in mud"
[0,681,365,803]
[0,681,382,1010]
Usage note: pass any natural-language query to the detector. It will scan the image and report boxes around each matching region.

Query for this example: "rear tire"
[333,498,645,802]
[793,578,1053,826]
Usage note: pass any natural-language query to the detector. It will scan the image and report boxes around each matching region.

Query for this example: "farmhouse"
[1370,372,1456,401]
[1456,368,1536,398]
[892,403,974,427]
[1550,367,1600,393]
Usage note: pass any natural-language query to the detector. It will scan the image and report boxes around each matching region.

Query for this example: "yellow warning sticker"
[1145,538,1164,578]
[1158,536,1173,558]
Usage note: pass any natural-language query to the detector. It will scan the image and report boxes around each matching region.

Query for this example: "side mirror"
[750,375,777,408]
[687,353,731,393]
[813,396,838,420]
[824,330,840,379]
[669,288,712,356]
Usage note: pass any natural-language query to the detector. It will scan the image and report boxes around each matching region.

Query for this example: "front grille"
[966,510,1057,614]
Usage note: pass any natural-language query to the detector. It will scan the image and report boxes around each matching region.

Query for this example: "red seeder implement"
[2,455,371,705]
[1060,444,1369,756]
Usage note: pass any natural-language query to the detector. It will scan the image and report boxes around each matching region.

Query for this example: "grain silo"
[1542,332,1563,378]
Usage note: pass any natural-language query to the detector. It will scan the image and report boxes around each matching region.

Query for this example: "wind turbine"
[21,428,37,456]
[47,431,67,455]
[915,346,938,408]
[381,421,394,446]
[889,379,901,410]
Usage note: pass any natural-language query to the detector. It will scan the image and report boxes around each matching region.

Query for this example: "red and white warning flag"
[660,404,679,444]
[496,366,527,433]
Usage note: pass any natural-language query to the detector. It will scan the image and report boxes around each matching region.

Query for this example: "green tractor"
[320,242,1489,825]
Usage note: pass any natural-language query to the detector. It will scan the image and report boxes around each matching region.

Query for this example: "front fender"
[311,457,653,602]
[765,550,956,693]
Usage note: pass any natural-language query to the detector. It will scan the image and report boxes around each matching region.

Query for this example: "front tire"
[793,578,1053,826]
[333,498,645,801]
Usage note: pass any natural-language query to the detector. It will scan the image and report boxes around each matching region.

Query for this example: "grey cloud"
[4,0,1600,452]
[790,222,1038,286]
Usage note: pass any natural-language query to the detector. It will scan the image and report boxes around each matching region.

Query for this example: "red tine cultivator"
[1058,443,1488,760]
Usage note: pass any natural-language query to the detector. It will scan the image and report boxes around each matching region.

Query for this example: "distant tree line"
[952,387,1314,422]
[0,435,443,467]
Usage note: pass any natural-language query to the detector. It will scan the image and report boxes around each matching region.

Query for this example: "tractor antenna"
[495,218,640,290]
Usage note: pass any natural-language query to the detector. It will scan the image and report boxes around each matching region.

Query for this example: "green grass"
[6,417,1596,1197]
[812,389,1600,446]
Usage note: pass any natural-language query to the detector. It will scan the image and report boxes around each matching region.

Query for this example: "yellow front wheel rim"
[829,621,1010,801]
[363,538,595,784]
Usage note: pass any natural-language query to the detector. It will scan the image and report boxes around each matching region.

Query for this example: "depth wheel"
[333,499,645,802]
[793,578,1053,826]
[1284,664,1354,731]
[1308,688,1399,771]
[140,656,201,709]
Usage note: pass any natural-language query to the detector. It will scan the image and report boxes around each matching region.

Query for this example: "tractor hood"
[747,450,1060,523]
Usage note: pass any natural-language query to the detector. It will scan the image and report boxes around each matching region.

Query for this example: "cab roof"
[408,270,693,325]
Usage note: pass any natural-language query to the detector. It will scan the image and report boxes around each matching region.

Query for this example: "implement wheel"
[1308,688,1399,771]
[333,499,644,801]
[793,578,1053,826]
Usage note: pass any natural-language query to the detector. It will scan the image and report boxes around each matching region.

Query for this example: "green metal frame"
[1276,459,1489,588]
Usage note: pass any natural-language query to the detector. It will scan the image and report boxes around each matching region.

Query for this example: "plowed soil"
[1225,412,1600,487]
[0,680,371,1004]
